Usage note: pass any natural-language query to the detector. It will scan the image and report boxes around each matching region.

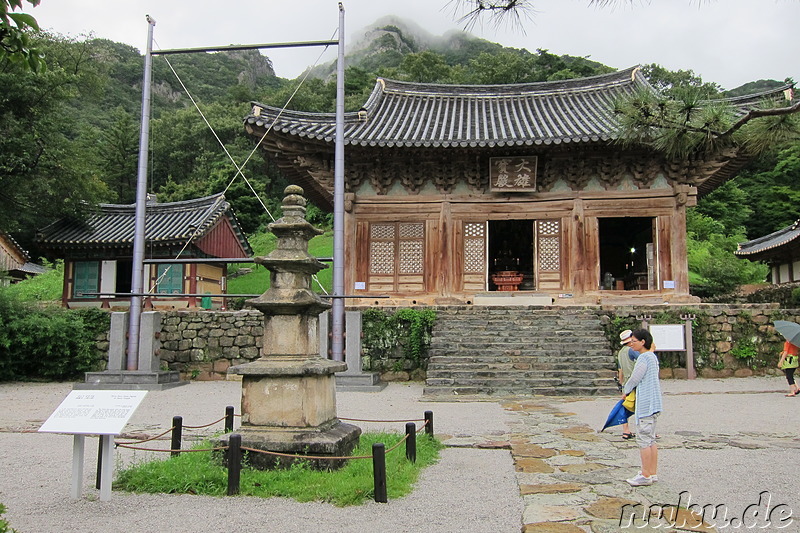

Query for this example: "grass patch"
[115,432,442,506]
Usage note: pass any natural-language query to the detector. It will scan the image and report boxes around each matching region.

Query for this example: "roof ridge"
[375,66,643,96]
[97,193,227,213]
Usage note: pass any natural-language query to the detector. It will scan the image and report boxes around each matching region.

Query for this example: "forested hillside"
[1,19,797,296]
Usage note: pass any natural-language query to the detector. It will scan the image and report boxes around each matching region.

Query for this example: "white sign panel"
[650,325,686,351]
[39,390,148,435]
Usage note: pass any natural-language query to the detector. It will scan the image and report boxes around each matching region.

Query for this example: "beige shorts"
[635,413,659,448]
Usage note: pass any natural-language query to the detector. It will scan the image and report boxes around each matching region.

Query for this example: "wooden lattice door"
[367,222,425,293]
[535,219,562,290]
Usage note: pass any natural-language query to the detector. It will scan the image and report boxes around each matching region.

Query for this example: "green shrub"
[362,308,436,372]
[0,291,108,381]
[3,260,63,302]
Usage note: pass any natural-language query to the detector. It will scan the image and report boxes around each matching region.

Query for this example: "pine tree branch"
[720,101,800,138]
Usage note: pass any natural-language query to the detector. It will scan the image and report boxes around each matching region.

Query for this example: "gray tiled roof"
[247,68,794,149]
[736,220,800,257]
[247,67,646,148]
[37,194,251,255]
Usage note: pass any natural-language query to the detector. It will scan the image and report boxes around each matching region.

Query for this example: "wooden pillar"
[570,199,586,296]
[188,263,197,307]
[670,188,690,296]
[437,201,451,297]
[62,260,71,307]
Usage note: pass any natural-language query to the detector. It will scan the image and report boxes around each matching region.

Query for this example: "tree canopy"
[0,0,43,71]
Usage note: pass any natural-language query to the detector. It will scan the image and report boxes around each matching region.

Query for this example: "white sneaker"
[638,471,658,482]
[626,473,654,486]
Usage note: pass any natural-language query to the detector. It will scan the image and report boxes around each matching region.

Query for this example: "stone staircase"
[423,307,619,397]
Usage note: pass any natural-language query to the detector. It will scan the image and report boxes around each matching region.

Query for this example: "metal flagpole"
[331,2,346,362]
[127,15,156,370]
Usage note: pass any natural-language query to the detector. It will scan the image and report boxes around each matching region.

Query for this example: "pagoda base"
[219,419,361,470]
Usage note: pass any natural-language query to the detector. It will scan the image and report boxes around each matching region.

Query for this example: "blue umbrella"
[600,398,633,432]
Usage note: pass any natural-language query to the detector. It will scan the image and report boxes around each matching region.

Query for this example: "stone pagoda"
[225,185,360,469]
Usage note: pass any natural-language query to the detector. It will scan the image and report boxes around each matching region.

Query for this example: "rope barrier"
[239,446,372,461]
[115,443,227,453]
[339,417,425,423]
[116,426,174,446]
[113,410,431,457]
[385,432,411,454]
[183,416,226,430]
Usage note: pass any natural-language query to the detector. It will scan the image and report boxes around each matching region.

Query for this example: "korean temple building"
[736,220,800,284]
[244,67,785,306]
[36,194,252,309]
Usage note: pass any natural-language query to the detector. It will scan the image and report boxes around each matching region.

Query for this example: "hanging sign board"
[39,390,148,435]
[489,156,537,192]
[649,325,685,351]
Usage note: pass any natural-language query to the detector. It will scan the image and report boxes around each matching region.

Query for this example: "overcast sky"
[30,0,799,91]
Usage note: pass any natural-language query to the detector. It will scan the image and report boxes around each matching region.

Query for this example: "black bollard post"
[225,406,235,433]
[424,410,434,437]
[405,422,417,463]
[372,442,387,503]
[171,416,182,457]
[227,433,242,496]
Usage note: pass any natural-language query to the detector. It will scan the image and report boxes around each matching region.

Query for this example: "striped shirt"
[623,351,663,419]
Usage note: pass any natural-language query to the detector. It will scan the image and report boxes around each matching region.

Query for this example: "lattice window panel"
[464,222,484,238]
[399,223,424,239]
[538,220,560,236]
[399,241,424,274]
[369,241,395,274]
[538,237,560,271]
[371,224,396,240]
[463,222,486,273]
[537,220,561,271]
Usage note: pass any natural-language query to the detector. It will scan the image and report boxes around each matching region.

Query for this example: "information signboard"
[650,324,686,351]
[39,390,147,435]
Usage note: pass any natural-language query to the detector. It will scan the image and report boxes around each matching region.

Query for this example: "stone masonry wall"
[599,303,800,379]
[158,310,264,380]
[90,304,800,381]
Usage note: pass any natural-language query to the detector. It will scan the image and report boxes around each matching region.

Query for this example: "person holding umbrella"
[616,329,636,439]
[622,328,662,487]
[773,321,800,397]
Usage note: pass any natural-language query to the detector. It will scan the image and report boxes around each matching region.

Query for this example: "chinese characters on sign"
[490,156,537,192]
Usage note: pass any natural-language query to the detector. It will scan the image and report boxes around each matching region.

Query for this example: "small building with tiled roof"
[736,221,800,284]
[0,230,47,285]
[244,67,791,305]
[36,194,252,309]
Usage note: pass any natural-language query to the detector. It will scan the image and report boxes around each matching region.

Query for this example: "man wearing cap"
[617,329,636,439]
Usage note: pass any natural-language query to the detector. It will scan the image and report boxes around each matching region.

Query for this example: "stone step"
[423,307,614,397]
[426,366,616,376]
[422,384,619,397]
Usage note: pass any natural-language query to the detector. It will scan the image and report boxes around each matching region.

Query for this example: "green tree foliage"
[0,33,110,246]
[0,0,43,71]
[730,144,800,238]
[613,77,799,159]
[687,210,768,297]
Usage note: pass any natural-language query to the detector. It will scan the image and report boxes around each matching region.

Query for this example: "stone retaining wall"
[158,310,264,380]
[599,303,800,379]
[90,304,800,381]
